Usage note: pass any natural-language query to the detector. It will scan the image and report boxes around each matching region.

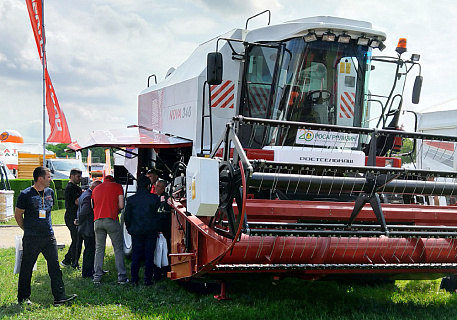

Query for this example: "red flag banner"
[25,0,44,60]
[26,0,72,143]
[45,69,71,143]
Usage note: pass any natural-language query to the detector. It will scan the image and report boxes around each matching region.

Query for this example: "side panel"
[138,78,200,149]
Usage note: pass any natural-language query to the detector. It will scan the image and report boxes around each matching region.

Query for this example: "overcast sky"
[1,0,456,144]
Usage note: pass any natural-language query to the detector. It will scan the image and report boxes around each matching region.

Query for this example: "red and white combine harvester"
[71,13,457,296]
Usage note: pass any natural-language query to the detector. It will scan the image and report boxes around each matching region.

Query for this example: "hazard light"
[396,38,407,54]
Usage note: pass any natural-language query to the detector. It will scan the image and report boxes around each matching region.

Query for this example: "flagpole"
[42,0,46,166]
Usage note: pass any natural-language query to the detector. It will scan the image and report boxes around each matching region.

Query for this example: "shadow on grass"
[2,247,457,319]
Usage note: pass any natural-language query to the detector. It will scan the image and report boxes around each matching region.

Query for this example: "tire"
[120,209,132,257]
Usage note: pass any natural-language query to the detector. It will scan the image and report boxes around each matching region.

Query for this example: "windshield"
[367,57,408,129]
[240,38,372,148]
[52,160,86,172]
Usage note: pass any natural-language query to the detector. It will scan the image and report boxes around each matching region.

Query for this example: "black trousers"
[64,214,82,267]
[81,234,95,278]
[18,235,66,302]
[131,233,158,284]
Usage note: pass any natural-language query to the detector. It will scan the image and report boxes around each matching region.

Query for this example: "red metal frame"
[168,197,457,281]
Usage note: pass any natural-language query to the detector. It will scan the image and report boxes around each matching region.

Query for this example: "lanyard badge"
[33,186,47,219]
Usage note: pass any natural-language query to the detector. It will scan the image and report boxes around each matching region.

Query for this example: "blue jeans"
[18,235,66,302]
[94,218,127,282]
[131,233,158,284]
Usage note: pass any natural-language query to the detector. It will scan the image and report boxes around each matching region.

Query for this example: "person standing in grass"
[91,175,128,284]
[77,180,102,278]
[124,175,160,286]
[15,166,77,306]
[61,168,83,269]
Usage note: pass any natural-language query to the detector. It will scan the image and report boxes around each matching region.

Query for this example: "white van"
[45,158,90,187]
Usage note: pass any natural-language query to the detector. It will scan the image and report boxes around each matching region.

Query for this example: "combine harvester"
[71,13,457,296]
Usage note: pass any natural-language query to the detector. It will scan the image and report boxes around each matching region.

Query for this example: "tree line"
[46,144,113,164]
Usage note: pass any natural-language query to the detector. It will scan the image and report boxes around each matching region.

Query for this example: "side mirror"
[207,52,223,85]
[412,75,423,104]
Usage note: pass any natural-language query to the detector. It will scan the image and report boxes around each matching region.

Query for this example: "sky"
[1,0,457,144]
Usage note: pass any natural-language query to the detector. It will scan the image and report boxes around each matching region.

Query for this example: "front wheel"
[119,209,132,257]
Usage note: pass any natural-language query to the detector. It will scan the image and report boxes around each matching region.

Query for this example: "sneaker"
[53,294,77,306]
[60,260,71,268]
[71,264,81,271]
[93,279,101,285]
[117,278,129,285]
[18,298,33,306]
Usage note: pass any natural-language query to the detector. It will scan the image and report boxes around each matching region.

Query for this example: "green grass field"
[1,209,66,226]
[2,209,457,318]
[1,244,457,319]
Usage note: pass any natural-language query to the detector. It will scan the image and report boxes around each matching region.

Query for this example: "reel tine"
[299,236,308,259]
[331,236,341,259]
[447,238,456,259]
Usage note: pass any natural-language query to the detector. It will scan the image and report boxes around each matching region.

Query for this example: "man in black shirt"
[15,166,77,306]
[61,168,83,269]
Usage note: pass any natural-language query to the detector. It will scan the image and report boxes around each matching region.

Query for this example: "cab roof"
[245,16,386,43]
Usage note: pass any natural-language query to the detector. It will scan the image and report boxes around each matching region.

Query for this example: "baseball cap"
[147,168,158,175]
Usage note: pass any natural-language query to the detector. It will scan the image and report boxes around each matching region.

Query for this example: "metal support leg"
[347,193,389,235]
[214,282,230,300]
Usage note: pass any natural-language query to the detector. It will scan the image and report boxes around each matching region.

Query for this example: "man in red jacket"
[91,175,128,284]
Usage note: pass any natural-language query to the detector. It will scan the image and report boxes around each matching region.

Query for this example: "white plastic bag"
[154,233,169,267]
[14,235,23,274]
[14,235,37,274]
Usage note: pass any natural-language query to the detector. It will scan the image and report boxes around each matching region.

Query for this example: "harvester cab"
[209,19,422,158]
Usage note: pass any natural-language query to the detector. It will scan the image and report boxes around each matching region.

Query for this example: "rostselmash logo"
[299,156,354,164]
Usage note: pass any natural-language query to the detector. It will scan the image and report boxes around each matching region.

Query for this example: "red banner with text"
[26,0,72,143]
[25,0,44,60]
[45,69,71,143]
